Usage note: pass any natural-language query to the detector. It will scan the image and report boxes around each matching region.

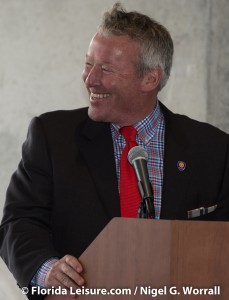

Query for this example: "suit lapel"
[160,104,192,219]
[78,118,120,219]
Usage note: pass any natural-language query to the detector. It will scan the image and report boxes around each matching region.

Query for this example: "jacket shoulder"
[39,107,89,124]
[25,107,90,144]
[160,102,228,140]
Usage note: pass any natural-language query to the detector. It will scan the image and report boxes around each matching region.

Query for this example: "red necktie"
[119,126,141,218]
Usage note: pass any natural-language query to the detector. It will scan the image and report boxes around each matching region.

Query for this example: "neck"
[117,100,158,128]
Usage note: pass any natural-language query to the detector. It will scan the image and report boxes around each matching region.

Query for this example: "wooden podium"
[46,218,229,299]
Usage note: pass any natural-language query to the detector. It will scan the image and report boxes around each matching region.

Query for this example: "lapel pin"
[177,161,186,171]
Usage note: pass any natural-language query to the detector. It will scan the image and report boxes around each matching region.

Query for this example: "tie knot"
[120,126,137,142]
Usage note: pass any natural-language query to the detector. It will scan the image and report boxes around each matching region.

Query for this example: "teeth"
[91,93,111,99]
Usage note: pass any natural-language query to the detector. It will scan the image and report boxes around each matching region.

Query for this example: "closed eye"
[101,66,112,73]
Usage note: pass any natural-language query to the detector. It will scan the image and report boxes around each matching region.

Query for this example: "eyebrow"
[85,55,115,67]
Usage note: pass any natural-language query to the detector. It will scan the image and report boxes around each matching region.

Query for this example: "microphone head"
[128,146,148,165]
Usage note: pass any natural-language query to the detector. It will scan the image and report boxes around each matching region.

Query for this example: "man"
[1,3,229,300]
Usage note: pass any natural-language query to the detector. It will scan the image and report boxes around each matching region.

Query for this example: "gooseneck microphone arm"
[128,146,155,219]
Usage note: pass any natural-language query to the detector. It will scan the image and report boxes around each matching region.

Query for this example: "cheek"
[102,76,115,88]
[106,79,127,95]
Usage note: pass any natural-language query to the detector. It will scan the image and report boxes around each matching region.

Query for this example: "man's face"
[82,32,154,127]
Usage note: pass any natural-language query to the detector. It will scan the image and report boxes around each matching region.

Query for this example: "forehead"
[86,32,140,65]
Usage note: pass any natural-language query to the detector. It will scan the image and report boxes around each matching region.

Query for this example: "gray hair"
[98,2,174,90]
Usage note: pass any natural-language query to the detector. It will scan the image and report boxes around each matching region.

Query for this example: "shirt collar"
[110,100,163,144]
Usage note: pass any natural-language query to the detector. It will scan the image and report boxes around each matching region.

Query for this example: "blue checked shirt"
[31,257,59,287]
[31,100,165,287]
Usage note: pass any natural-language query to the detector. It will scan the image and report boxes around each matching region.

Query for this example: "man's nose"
[84,65,102,87]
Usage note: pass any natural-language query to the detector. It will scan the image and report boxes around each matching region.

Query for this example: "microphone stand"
[137,196,155,219]
[136,175,155,218]
[137,200,147,218]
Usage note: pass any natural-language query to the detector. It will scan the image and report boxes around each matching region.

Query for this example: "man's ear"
[141,68,162,92]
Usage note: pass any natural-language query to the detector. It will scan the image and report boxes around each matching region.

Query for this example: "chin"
[88,107,107,123]
[88,106,123,124]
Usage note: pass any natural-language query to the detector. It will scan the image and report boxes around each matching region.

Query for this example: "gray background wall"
[0,0,228,299]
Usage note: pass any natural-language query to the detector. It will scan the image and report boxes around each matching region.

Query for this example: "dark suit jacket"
[1,102,229,298]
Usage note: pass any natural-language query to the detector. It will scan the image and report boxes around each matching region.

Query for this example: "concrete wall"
[0,0,228,299]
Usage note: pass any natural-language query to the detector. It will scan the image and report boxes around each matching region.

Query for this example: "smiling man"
[83,33,160,126]
[1,3,229,300]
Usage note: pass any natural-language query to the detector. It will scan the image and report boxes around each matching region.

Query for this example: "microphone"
[128,146,155,218]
